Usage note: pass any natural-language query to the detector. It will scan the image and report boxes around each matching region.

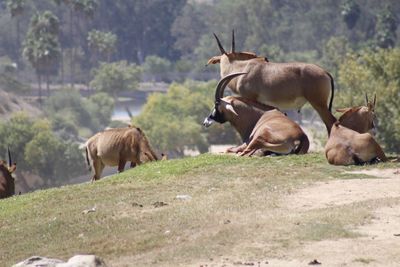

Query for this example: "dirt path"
[281,168,400,267]
[191,168,400,267]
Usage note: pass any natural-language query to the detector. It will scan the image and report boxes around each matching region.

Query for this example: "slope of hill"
[0,153,399,267]
[0,89,41,119]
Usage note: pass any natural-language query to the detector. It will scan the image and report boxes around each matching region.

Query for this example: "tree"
[375,5,397,48]
[337,48,400,152]
[5,0,26,72]
[142,55,172,82]
[22,10,61,102]
[45,89,114,138]
[133,80,240,157]
[55,0,99,86]
[341,0,360,30]
[90,61,141,98]
[0,113,86,187]
[87,29,117,64]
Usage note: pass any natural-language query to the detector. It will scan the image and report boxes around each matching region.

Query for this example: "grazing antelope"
[207,31,336,134]
[0,147,16,199]
[204,72,309,156]
[85,126,158,181]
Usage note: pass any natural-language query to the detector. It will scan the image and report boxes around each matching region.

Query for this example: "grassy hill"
[0,153,398,266]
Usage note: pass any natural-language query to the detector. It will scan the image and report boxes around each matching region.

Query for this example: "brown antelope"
[336,93,376,134]
[85,126,158,181]
[325,122,387,165]
[207,31,336,134]
[325,94,386,165]
[0,147,16,199]
[204,72,309,156]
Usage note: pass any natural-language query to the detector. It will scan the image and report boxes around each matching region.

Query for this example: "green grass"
[0,153,398,266]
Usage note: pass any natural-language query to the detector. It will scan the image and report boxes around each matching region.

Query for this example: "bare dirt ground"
[192,168,400,267]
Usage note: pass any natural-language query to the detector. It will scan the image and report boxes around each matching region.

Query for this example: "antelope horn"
[7,146,12,167]
[365,92,369,105]
[231,29,235,53]
[215,72,247,103]
[373,93,376,107]
[213,33,227,55]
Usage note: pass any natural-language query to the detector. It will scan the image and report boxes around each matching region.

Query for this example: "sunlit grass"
[0,153,398,266]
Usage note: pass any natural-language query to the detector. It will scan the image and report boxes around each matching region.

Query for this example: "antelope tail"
[294,134,310,155]
[85,147,92,171]
[326,72,335,112]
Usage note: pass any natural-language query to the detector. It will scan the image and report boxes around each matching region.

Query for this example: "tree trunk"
[70,9,75,88]
[46,73,50,97]
[37,74,42,103]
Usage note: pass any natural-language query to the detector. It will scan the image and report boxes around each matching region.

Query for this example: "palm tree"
[5,0,26,76]
[87,30,117,65]
[54,0,98,87]
[23,11,61,103]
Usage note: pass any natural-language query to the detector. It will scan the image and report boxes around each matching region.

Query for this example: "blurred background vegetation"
[0,0,399,191]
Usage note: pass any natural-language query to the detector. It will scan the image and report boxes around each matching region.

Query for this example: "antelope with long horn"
[204,72,309,156]
[207,31,336,134]
[325,93,386,165]
[0,147,16,199]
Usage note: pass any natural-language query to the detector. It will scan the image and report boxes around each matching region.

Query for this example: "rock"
[13,256,64,267]
[13,255,107,267]
[175,194,192,200]
[58,255,107,267]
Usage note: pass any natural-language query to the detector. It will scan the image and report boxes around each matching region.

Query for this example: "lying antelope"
[204,72,309,156]
[0,147,16,199]
[207,31,336,134]
[325,95,386,165]
[336,93,376,134]
[85,126,158,181]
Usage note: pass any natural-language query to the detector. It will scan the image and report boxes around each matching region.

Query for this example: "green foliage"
[337,48,400,152]
[45,89,114,138]
[142,55,171,75]
[87,29,117,62]
[341,0,360,29]
[375,5,397,48]
[133,80,240,156]
[0,113,86,184]
[90,61,141,97]
[22,10,61,75]
[321,36,351,77]
[5,0,26,17]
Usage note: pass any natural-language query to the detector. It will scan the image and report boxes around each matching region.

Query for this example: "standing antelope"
[204,72,309,156]
[85,126,158,181]
[207,31,336,134]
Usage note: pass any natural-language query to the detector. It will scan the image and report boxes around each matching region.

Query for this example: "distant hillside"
[0,89,41,119]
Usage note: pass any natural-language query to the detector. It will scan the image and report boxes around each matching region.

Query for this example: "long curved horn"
[7,146,12,167]
[231,29,235,53]
[365,92,369,105]
[213,33,227,55]
[215,72,247,103]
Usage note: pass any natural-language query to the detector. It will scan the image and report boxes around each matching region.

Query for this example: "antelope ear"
[336,108,351,113]
[207,56,221,65]
[226,103,238,116]
[9,163,16,174]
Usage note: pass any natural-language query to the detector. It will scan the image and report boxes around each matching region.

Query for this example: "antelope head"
[206,30,268,66]
[337,93,376,134]
[203,72,247,127]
